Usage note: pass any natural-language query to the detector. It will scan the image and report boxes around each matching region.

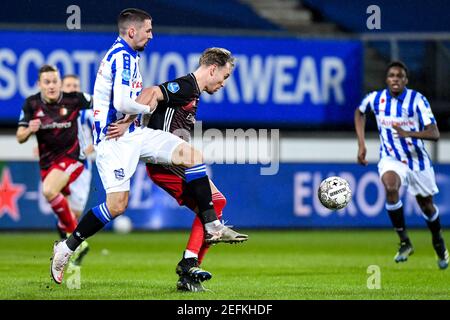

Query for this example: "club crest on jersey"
[114,168,125,180]
[167,82,180,93]
[59,107,68,117]
[122,69,131,81]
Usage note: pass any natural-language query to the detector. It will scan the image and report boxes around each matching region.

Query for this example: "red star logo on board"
[0,167,26,221]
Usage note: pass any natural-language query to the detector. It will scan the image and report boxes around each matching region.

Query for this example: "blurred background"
[1,0,449,230]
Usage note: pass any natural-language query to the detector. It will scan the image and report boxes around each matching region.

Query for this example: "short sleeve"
[416,94,436,126]
[17,98,33,127]
[358,91,376,114]
[77,92,93,109]
[158,78,195,106]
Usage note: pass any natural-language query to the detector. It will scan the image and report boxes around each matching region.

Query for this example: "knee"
[107,200,128,217]
[384,184,399,196]
[419,202,435,216]
[185,148,204,167]
[42,184,58,201]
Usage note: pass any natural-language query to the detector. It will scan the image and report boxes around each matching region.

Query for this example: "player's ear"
[209,64,217,77]
[405,77,408,85]
[128,26,135,38]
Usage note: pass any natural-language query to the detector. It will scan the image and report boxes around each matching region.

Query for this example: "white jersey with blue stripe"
[358,88,436,171]
[93,36,143,145]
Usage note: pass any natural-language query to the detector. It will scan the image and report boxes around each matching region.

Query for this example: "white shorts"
[68,162,92,212]
[378,157,439,197]
[95,127,184,193]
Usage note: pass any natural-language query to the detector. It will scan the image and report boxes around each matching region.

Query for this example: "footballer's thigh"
[378,157,408,202]
[42,169,70,201]
[139,128,192,166]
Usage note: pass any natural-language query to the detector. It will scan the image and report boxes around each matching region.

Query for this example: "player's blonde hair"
[199,48,235,68]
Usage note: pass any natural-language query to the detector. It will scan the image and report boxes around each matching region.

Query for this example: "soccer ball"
[113,215,133,234]
[318,176,352,210]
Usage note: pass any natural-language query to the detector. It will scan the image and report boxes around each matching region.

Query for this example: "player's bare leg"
[416,195,448,269]
[51,191,125,283]
[382,171,414,262]
[43,169,78,234]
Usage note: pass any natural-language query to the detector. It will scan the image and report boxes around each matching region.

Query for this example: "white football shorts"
[68,162,92,213]
[378,156,439,197]
[95,127,185,193]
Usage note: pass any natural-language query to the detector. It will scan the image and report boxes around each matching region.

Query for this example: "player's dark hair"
[38,65,59,80]
[386,61,408,77]
[62,74,79,81]
[199,48,235,68]
[118,8,152,35]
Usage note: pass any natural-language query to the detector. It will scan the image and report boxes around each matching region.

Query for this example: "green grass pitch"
[0,230,448,299]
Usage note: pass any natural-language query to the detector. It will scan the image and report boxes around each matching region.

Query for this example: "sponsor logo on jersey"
[132,81,143,89]
[167,82,180,93]
[40,122,72,129]
[122,69,131,81]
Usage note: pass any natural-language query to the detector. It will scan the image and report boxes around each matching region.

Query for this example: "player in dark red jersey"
[16,65,92,240]
[108,48,248,292]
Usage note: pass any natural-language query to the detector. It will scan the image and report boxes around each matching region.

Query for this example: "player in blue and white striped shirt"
[355,61,448,269]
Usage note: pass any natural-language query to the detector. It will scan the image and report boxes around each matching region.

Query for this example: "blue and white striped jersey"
[358,88,436,171]
[93,36,145,145]
[77,109,94,168]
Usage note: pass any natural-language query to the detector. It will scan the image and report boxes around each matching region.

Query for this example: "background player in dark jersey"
[16,65,92,246]
[108,48,248,291]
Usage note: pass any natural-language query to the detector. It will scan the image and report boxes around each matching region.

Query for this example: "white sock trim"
[422,205,439,222]
[386,200,403,211]
[184,250,198,259]
[205,220,222,233]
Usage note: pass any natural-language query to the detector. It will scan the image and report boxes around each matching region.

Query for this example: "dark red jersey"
[147,73,200,141]
[18,92,92,169]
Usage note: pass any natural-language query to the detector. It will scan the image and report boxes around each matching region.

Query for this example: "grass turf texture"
[0,230,448,300]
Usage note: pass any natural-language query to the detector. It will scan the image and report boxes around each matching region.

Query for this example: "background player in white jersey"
[61,74,94,265]
[51,8,242,284]
[355,61,448,269]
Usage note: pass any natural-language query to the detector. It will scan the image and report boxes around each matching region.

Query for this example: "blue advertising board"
[1,161,449,229]
[0,30,362,127]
